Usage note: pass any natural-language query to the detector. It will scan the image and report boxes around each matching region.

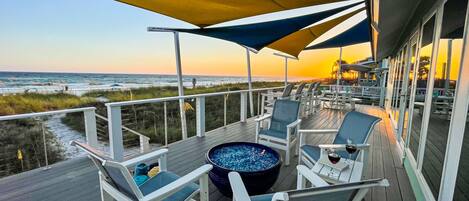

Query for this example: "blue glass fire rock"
[210,144,279,172]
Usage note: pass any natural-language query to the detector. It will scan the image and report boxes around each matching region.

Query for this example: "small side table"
[312,154,363,184]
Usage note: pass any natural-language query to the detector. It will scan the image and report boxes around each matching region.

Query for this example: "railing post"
[164,102,168,147]
[196,97,206,137]
[240,92,248,122]
[139,136,150,153]
[107,105,124,162]
[224,95,227,126]
[83,109,98,147]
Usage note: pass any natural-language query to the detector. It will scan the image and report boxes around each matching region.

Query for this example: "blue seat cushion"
[139,171,199,201]
[250,193,274,201]
[301,145,321,162]
[259,128,287,139]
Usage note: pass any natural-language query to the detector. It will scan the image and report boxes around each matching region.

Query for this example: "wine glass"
[327,149,341,164]
[345,138,358,160]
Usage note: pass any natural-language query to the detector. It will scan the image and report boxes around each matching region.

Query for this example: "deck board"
[0,105,416,201]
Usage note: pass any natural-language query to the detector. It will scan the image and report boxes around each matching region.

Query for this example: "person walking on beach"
[192,77,197,89]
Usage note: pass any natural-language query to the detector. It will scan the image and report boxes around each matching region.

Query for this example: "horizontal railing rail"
[0,107,99,177]
[106,87,284,107]
[105,86,285,161]
[95,114,150,153]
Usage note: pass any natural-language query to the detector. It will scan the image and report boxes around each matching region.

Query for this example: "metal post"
[164,102,168,147]
[284,57,288,86]
[273,53,297,86]
[196,97,205,137]
[445,39,453,94]
[245,48,254,117]
[173,32,188,140]
[337,47,343,87]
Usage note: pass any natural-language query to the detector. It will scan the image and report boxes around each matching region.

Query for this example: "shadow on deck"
[0,105,416,201]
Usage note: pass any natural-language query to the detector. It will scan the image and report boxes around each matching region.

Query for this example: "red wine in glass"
[328,152,341,164]
[345,144,358,154]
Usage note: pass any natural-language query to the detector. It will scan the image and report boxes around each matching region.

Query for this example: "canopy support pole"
[173,32,188,139]
[273,53,298,87]
[284,57,288,86]
[445,39,452,94]
[337,47,343,87]
[148,27,188,139]
[336,46,343,102]
[245,47,254,117]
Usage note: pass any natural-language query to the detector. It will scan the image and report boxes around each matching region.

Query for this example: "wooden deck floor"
[0,105,415,201]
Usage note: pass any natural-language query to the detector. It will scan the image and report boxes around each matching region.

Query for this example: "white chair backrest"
[283,178,389,201]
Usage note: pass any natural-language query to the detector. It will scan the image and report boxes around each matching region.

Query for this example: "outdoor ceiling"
[267,8,365,57]
[116,0,346,27]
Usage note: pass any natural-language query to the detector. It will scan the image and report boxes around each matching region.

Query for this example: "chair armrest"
[287,119,302,128]
[255,114,272,122]
[121,149,168,168]
[318,144,370,150]
[297,165,329,188]
[228,172,251,201]
[142,164,213,201]
[272,192,289,201]
[298,129,339,135]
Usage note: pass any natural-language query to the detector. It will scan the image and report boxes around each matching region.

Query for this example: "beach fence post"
[273,52,298,87]
[196,97,205,137]
[107,105,124,162]
[83,109,98,147]
[148,27,188,140]
[245,47,254,117]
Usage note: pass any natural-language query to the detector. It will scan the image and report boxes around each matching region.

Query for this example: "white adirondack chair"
[229,167,389,201]
[71,141,212,201]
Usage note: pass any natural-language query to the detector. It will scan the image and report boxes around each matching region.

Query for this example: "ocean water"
[0,71,292,95]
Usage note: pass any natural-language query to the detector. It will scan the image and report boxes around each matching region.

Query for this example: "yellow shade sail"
[268,8,365,57]
[116,0,346,27]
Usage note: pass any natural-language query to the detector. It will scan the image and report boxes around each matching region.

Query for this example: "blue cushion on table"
[139,171,199,201]
[301,145,321,162]
[250,193,275,201]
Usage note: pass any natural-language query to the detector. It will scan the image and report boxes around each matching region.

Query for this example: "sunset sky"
[0,0,371,79]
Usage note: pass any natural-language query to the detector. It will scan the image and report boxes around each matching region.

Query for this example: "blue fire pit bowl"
[206,142,281,197]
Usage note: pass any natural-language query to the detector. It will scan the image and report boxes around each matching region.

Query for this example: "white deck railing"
[0,107,98,171]
[105,86,284,161]
[321,85,383,98]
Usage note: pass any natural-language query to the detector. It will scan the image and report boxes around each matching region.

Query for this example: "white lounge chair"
[229,168,389,201]
[71,141,212,201]
[256,99,301,165]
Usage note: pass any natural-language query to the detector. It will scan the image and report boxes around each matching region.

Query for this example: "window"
[409,15,436,157]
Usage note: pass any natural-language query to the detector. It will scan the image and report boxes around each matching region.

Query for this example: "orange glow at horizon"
[131,39,371,79]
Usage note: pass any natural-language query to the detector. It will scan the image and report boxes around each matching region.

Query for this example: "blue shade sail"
[305,19,370,50]
[159,2,362,51]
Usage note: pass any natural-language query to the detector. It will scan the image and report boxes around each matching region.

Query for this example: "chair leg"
[297,171,306,190]
[285,144,290,166]
[294,141,299,156]
[199,174,209,201]
[99,180,113,201]
[298,150,302,165]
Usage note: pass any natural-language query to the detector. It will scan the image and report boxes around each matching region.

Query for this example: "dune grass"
[0,93,96,116]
